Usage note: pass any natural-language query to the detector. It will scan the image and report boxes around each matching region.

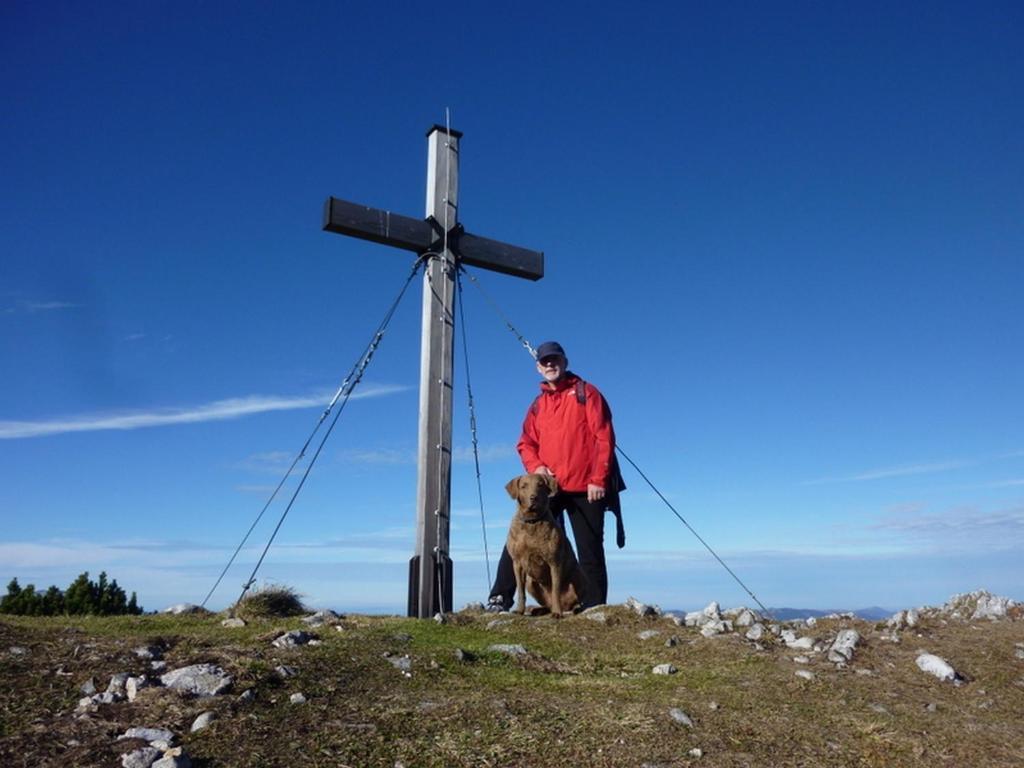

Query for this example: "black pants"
[489,492,608,609]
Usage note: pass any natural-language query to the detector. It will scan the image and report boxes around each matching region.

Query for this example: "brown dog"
[504,473,586,618]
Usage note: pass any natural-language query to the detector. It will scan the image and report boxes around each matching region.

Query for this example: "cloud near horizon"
[801,458,973,485]
[0,384,410,440]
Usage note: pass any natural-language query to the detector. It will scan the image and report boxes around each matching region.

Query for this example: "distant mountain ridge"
[766,606,891,621]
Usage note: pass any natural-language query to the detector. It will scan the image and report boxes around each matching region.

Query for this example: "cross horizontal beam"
[322,196,544,281]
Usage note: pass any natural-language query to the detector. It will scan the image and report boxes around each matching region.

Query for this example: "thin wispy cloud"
[801,459,972,485]
[869,505,1024,550]
[4,299,80,315]
[341,443,516,466]
[0,384,409,440]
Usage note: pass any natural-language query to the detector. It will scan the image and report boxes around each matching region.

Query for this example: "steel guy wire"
[614,445,773,620]
[202,254,427,611]
[461,266,773,619]
[455,267,493,591]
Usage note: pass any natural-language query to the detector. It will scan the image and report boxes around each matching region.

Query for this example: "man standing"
[487,340,622,610]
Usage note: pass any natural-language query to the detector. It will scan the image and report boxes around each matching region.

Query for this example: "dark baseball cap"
[535,341,566,360]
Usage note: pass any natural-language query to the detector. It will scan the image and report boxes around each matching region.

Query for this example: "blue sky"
[2,2,1022,614]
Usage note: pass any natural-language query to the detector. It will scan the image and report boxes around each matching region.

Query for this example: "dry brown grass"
[1,607,1022,767]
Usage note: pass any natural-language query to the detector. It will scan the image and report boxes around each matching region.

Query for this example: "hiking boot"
[485,595,509,613]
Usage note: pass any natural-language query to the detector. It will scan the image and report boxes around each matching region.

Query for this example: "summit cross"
[322,125,544,618]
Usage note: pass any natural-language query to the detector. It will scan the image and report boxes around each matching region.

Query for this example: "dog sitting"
[504,473,586,618]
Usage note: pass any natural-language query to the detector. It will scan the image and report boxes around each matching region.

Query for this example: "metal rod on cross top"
[322,125,544,617]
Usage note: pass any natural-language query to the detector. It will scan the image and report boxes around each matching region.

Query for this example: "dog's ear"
[544,474,559,496]
[505,477,521,499]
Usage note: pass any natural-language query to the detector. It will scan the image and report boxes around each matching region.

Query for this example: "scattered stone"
[387,655,413,672]
[786,636,815,651]
[238,689,255,702]
[220,617,246,628]
[126,676,153,702]
[272,630,316,648]
[152,746,192,768]
[925,702,938,712]
[701,620,732,637]
[745,624,764,641]
[795,669,815,681]
[805,616,818,628]
[161,603,206,615]
[390,633,413,643]
[454,648,477,663]
[916,653,962,683]
[134,645,163,661]
[81,677,97,695]
[584,611,608,624]
[868,703,890,715]
[121,747,161,768]
[8,646,28,656]
[150,661,167,672]
[793,655,810,665]
[290,692,307,704]
[828,629,861,663]
[708,701,720,710]
[118,727,175,744]
[668,707,693,726]
[735,609,756,628]
[107,673,130,695]
[190,712,215,732]
[688,748,703,758]
[638,630,661,640]
[665,636,680,648]
[625,596,661,617]
[1014,646,1024,661]
[488,644,528,656]
[652,663,677,675]
[160,664,233,697]
[274,665,298,678]
[302,609,339,626]
[462,601,485,612]
[486,619,513,630]
[943,590,1017,621]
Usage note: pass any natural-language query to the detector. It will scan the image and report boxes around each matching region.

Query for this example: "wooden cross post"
[323,125,544,617]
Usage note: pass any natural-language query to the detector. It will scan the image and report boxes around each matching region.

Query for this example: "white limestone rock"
[118,727,175,744]
[652,663,677,675]
[152,746,192,768]
[916,653,962,683]
[160,664,233,697]
[942,590,1017,621]
[220,617,246,628]
[302,609,340,626]
[828,629,861,663]
[625,596,661,617]
[735,609,756,628]
[272,630,316,648]
[126,676,153,702]
[638,630,661,640]
[668,707,693,726]
[795,669,815,681]
[745,623,764,641]
[121,747,162,768]
[290,692,307,704]
[786,636,815,651]
[190,712,215,732]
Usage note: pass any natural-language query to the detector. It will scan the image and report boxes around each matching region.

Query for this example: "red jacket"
[517,372,616,493]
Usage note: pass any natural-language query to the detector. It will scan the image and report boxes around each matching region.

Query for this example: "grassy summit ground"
[1,603,1022,767]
